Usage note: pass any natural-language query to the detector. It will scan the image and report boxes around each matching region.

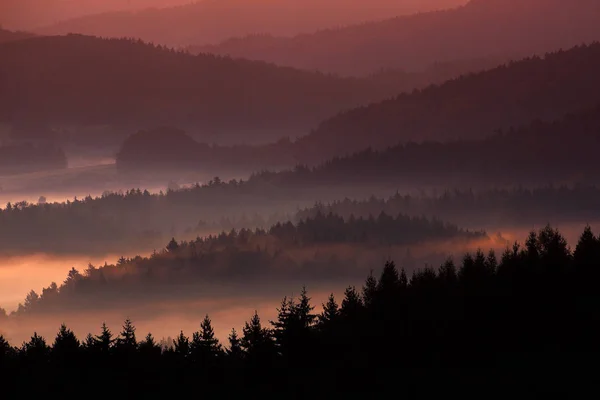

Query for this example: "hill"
[35,0,465,47]
[191,0,600,76]
[287,105,600,185]
[292,44,600,161]
[0,34,403,144]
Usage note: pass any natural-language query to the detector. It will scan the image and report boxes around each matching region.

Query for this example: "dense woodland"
[297,185,600,227]
[191,0,600,76]
[1,226,598,395]
[3,164,600,254]
[116,105,600,180]
[295,44,600,161]
[0,34,404,144]
[2,211,483,314]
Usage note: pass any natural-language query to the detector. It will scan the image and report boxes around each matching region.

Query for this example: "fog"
[2,223,584,346]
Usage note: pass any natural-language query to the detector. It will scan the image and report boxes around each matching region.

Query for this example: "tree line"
[1,225,599,395]
[6,210,481,315]
[296,184,600,226]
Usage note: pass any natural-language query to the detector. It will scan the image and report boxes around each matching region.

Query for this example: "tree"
[190,315,222,363]
[574,225,600,276]
[95,323,115,354]
[166,238,179,253]
[226,328,243,361]
[318,293,339,329]
[82,333,97,352]
[173,331,190,358]
[296,286,316,329]
[116,318,137,352]
[362,271,378,308]
[0,335,12,361]
[139,333,161,359]
[340,286,363,320]
[52,324,80,362]
[21,332,50,362]
[241,311,274,362]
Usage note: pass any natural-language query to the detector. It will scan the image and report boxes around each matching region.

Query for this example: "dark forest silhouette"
[1,226,598,395]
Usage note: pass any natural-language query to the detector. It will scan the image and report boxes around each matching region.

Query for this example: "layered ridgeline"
[33,0,465,47]
[2,180,600,255]
[1,226,600,397]
[297,186,600,229]
[294,44,600,161]
[116,105,600,184]
[4,211,484,313]
[191,0,600,76]
[0,34,403,145]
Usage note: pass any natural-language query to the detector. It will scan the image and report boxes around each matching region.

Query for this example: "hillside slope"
[191,0,600,76]
[0,34,403,143]
[34,0,466,47]
[293,44,600,161]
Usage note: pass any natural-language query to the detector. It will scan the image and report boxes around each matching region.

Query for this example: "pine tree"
[95,322,115,354]
[173,331,190,358]
[190,315,222,363]
[0,334,12,361]
[22,332,50,361]
[241,311,274,362]
[139,333,161,359]
[296,286,316,329]
[116,318,137,352]
[363,271,378,308]
[52,323,80,361]
[340,286,363,320]
[226,328,243,360]
[318,293,339,329]
[82,333,97,352]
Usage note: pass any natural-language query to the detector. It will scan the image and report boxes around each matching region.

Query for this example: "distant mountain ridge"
[190,0,600,76]
[292,43,600,161]
[34,0,466,47]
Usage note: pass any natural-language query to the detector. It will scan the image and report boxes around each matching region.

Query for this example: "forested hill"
[0,34,401,141]
[191,0,600,76]
[289,105,600,185]
[294,44,600,161]
[116,105,600,185]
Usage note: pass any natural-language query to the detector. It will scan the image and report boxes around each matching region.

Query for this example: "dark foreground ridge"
[1,226,599,395]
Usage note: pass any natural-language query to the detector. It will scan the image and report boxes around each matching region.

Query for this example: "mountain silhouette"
[292,43,600,161]
[191,0,600,76]
[34,0,466,47]
[0,34,404,143]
